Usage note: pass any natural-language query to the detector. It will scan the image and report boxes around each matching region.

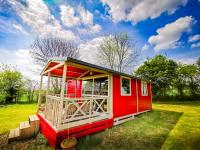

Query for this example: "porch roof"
[41,57,146,81]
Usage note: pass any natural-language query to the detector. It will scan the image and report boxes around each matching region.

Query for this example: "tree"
[135,55,177,96]
[0,65,24,103]
[197,57,200,67]
[30,37,79,66]
[30,37,79,93]
[177,64,199,96]
[24,78,39,102]
[98,33,138,73]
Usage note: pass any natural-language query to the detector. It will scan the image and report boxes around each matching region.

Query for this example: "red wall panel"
[67,79,82,98]
[137,80,152,112]
[113,75,137,118]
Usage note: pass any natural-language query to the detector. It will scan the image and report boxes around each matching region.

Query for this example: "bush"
[0,65,24,103]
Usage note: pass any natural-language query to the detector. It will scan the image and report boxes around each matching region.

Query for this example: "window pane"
[94,77,108,96]
[82,79,93,95]
[121,78,130,95]
[142,82,148,96]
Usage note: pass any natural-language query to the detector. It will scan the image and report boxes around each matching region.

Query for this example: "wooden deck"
[39,95,111,131]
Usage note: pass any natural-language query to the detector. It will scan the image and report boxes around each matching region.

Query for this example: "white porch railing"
[45,95,61,129]
[44,95,109,130]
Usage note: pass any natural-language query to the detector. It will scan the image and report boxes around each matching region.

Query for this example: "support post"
[45,72,51,118]
[37,75,43,111]
[58,63,67,130]
[47,72,51,95]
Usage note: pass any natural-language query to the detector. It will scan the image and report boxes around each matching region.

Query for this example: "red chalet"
[37,57,152,148]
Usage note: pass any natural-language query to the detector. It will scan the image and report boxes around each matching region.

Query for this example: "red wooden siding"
[113,75,137,118]
[67,79,82,98]
[137,80,152,112]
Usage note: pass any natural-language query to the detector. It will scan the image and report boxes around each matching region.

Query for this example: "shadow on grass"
[77,110,183,150]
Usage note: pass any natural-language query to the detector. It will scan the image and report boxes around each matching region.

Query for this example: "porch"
[37,57,113,131]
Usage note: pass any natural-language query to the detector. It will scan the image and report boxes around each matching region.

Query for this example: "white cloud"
[78,5,93,26]
[78,24,101,34]
[191,42,200,48]
[60,5,101,34]
[0,49,41,80]
[188,34,200,42]
[8,0,77,40]
[175,57,198,64]
[101,0,187,23]
[127,0,188,23]
[79,36,105,64]
[60,5,81,27]
[12,24,29,35]
[148,16,195,51]
[142,44,149,51]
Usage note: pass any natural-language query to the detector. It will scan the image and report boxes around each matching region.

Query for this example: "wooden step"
[29,115,40,135]
[8,128,20,142]
[19,121,31,139]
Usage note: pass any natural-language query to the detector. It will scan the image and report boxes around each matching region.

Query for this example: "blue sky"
[0,0,200,79]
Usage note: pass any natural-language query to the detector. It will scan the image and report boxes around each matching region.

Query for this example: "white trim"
[108,74,113,119]
[114,113,135,126]
[120,76,132,96]
[141,81,148,96]
[150,83,152,110]
[136,79,139,113]
[135,109,151,115]
[81,74,109,80]
[114,109,151,126]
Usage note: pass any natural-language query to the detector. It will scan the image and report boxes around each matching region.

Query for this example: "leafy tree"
[177,64,199,96]
[197,57,200,67]
[0,65,24,103]
[98,33,138,73]
[135,55,177,96]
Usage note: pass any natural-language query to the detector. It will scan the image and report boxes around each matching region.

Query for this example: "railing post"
[45,72,51,118]
[58,63,67,130]
[37,75,43,110]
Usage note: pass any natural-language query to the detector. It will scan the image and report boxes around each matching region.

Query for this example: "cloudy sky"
[0,0,200,79]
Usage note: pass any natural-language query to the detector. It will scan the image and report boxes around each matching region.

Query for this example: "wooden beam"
[81,74,109,80]
[42,62,64,75]
[78,70,90,79]
[67,62,108,74]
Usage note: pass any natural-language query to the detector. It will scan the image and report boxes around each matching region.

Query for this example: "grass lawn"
[0,101,200,150]
[154,102,200,150]
[77,109,182,150]
[0,103,37,134]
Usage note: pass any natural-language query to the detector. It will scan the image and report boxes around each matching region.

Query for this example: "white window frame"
[141,81,148,96]
[120,76,131,96]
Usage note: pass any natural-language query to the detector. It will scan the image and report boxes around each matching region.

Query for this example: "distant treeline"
[0,64,39,104]
[135,55,200,101]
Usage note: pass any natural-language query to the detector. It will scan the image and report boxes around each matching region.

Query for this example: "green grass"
[0,103,37,134]
[154,102,200,150]
[77,110,182,150]
[0,101,200,150]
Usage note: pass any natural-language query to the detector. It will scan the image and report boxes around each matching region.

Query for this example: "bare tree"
[30,37,79,65]
[98,33,139,73]
[24,78,39,102]
[30,37,79,93]
[98,36,116,70]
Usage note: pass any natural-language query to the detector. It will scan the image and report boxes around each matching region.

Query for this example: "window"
[141,81,148,96]
[121,77,131,95]
[82,77,108,96]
